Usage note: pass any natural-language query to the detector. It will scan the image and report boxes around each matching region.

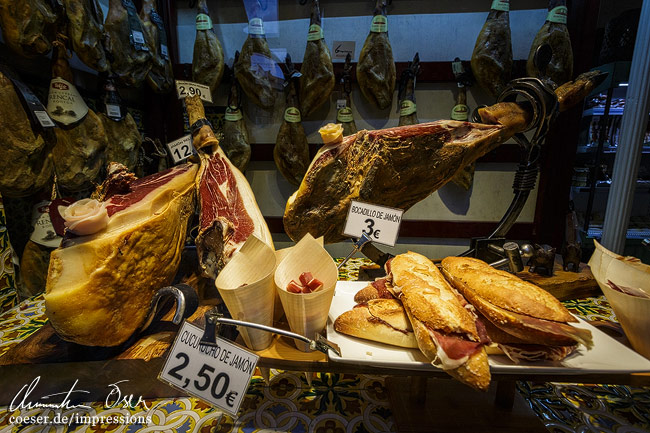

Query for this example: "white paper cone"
[589,240,650,359]
[274,234,338,352]
[215,235,277,351]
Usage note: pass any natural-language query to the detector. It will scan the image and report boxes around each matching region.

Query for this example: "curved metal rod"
[218,318,312,345]
[140,284,200,332]
[489,190,531,239]
[201,311,341,356]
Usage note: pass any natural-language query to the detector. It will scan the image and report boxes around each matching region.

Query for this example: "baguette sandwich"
[440,257,593,362]
[334,298,418,348]
[353,278,395,303]
[390,252,491,391]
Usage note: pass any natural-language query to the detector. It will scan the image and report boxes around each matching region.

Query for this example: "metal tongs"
[199,308,342,357]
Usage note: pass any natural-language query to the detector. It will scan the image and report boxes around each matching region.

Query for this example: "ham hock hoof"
[44,163,197,347]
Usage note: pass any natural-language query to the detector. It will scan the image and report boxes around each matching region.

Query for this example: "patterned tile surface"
[0,259,648,433]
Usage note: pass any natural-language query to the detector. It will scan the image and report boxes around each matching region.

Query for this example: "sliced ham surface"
[106,164,194,216]
[430,329,484,361]
[371,278,393,299]
[197,151,255,245]
[185,95,273,280]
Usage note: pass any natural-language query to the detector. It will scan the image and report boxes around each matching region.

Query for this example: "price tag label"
[159,322,258,417]
[106,104,122,120]
[34,110,55,128]
[343,200,403,247]
[132,30,145,44]
[166,135,195,163]
[176,80,213,103]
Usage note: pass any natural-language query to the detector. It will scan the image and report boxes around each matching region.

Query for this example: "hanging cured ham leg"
[299,0,335,116]
[526,0,573,88]
[284,121,507,243]
[141,0,174,93]
[192,0,224,98]
[49,39,108,193]
[187,96,273,279]
[0,70,54,198]
[471,0,512,98]
[356,0,396,110]
[63,0,108,72]
[0,0,56,58]
[397,53,420,127]
[105,0,152,87]
[284,70,604,244]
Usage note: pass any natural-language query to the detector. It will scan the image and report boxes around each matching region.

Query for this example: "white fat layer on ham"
[52,165,199,293]
[429,329,469,371]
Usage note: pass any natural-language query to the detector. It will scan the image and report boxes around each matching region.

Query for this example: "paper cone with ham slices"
[274,234,338,352]
[441,257,593,362]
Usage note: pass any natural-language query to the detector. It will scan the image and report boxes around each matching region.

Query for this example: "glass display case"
[572,61,650,261]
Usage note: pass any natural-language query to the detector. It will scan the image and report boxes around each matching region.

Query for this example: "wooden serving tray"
[517,261,601,301]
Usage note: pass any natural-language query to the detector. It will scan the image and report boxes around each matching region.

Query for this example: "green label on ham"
[284,107,301,123]
[490,0,509,11]
[547,6,568,24]
[196,13,212,30]
[451,104,469,121]
[399,100,417,116]
[307,24,323,41]
[337,107,354,122]
[248,18,265,35]
[370,15,388,33]
[225,107,243,121]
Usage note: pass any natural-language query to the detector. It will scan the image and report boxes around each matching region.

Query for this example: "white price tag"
[106,104,122,119]
[34,110,55,128]
[132,30,146,44]
[175,80,213,103]
[166,135,195,163]
[336,99,347,110]
[343,200,403,247]
[159,322,258,416]
[332,41,355,60]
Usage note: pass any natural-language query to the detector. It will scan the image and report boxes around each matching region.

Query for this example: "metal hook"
[200,309,342,356]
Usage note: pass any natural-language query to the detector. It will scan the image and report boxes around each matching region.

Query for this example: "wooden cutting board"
[517,260,601,301]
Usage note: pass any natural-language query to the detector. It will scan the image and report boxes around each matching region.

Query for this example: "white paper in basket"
[589,240,650,359]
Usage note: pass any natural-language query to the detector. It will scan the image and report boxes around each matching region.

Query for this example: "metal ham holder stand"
[457,75,559,271]
[353,74,561,273]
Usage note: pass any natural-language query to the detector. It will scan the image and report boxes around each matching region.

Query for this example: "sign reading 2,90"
[175,80,213,103]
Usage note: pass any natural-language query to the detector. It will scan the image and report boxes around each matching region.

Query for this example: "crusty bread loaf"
[392,252,490,391]
[392,253,478,337]
[353,280,394,303]
[440,257,576,323]
[442,257,593,349]
[405,305,491,391]
[334,299,418,348]
[461,290,591,347]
